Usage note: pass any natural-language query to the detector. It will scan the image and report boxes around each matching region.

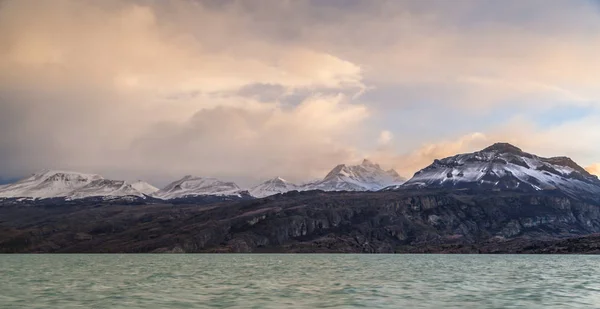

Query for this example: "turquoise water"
[0,255,599,308]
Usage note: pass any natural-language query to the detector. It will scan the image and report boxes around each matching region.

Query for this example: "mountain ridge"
[2,143,597,201]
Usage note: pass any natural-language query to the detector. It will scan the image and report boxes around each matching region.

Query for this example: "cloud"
[371,132,491,178]
[0,0,364,95]
[285,0,600,108]
[0,0,367,185]
[377,130,393,145]
[0,0,599,186]
[371,113,600,178]
[587,164,600,176]
[122,94,368,185]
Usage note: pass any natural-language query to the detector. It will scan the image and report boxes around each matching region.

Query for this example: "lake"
[0,255,598,308]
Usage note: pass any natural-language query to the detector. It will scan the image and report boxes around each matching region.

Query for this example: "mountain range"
[0,159,406,201]
[1,143,598,203]
[3,142,600,253]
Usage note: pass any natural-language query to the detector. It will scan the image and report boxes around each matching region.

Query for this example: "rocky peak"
[481,143,523,154]
[361,159,380,169]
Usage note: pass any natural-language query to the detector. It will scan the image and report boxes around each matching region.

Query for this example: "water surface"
[0,255,598,308]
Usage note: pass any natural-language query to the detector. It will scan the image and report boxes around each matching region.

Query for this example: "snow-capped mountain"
[403,143,600,198]
[153,176,243,199]
[303,159,406,192]
[246,159,405,197]
[131,181,159,195]
[249,177,298,198]
[0,170,147,200]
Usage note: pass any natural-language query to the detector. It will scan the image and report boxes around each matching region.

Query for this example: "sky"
[0,0,599,187]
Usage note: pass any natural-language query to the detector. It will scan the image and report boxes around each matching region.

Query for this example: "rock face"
[403,143,600,202]
[2,189,599,253]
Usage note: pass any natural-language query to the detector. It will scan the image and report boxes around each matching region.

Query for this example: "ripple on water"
[0,255,599,309]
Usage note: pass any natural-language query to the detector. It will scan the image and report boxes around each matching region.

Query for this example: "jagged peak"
[386,169,401,178]
[361,158,375,166]
[481,143,523,154]
[362,159,382,170]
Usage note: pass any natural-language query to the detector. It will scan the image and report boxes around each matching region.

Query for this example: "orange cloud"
[0,0,364,95]
[370,132,492,178]
[0,0,369,185]
[368,117,600,179]
[587,164,600,176]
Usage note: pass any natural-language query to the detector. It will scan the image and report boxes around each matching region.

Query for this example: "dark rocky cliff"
[1,189,600,253]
